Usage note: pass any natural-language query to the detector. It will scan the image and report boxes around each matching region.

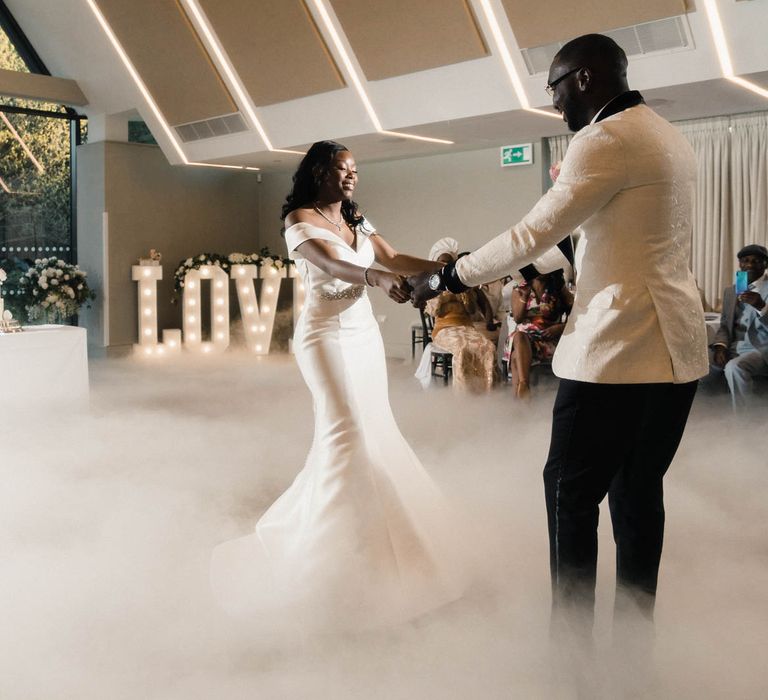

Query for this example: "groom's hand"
[408,272,440,308]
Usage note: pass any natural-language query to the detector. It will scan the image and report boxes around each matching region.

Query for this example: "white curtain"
[730,112,768,262]
[547,134,572,167]
[677,116,733,310]
[547,111,768,310]
[678,112,768,310]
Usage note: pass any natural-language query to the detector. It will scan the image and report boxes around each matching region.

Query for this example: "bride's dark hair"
[281,140,364,230]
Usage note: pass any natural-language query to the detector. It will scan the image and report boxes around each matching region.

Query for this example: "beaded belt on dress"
[318,285,366,301]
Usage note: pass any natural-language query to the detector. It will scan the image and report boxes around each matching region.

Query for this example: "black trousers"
[543,379,698,619]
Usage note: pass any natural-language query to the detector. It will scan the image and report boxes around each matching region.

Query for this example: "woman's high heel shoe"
[516,379,530,399]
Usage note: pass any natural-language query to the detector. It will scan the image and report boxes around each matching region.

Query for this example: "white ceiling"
[5,0,768,171]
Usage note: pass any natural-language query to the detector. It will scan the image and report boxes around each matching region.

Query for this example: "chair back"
[419,307,434,341]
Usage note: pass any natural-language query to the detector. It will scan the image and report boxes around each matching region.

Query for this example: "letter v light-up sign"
[183,265,230,353]
[231,263,285,354]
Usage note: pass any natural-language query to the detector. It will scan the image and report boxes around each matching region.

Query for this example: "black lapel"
[594,90,644,123]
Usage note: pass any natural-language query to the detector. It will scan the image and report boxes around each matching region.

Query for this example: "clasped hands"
[374,270,442,307]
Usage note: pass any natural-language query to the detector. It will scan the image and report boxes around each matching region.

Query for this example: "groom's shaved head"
[548,33,630,132]
[554,34,628,79]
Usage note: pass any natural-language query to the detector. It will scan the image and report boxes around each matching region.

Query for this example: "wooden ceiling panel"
[501,0,693,49]
[198,0,345,106]
[330,0,488,81]
[96,0,235,126]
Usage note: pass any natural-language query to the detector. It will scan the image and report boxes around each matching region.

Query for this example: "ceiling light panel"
[330,0,488,81]
[307,0,454,144]
[474,0,560,119]
[94,0,236,126]
[196,0,345,107]
[701,0,768,100]
[87,0,260,170]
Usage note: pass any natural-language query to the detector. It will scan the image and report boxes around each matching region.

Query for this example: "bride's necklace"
[313,204,343,231]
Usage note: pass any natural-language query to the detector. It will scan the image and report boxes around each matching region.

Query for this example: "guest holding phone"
[710,244,768,408]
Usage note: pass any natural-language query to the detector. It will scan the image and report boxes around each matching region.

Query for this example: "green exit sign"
[500,143,533,167]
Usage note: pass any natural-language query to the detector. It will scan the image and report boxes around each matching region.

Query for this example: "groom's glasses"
[545,67,582,97]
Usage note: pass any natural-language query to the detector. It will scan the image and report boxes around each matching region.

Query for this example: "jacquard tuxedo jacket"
[456,94,709,384]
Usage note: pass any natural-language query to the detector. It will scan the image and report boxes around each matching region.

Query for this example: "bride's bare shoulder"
[285,206,314,228]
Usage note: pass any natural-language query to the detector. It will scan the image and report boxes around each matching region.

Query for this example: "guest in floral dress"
[504,270,573,398]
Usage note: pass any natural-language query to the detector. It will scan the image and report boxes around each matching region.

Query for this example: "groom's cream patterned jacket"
[457,103,709,384]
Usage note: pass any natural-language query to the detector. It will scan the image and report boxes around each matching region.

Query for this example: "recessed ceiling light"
[309,0,454,145]
[86,0,264,170]
[702,0,768,100]
[476,0,561,120]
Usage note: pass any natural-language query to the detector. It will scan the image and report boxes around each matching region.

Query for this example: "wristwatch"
[428,262,469,294]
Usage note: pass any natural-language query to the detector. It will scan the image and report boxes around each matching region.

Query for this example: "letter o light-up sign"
[232,263,286,355]
[183,265,230,353]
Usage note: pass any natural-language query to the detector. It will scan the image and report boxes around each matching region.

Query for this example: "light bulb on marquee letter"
[183,265,230,353]
[163,329,182,354]
[231,263,286,355]
[131,264,163,354]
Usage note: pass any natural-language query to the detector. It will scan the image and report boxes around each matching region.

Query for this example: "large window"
[0,3,83,319]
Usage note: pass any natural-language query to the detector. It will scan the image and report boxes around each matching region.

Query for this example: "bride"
[211,141,466,631]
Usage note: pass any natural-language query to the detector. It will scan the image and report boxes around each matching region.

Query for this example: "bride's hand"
[369,269,412,303]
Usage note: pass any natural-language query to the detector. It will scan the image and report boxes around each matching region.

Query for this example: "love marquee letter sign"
[132,258,306,357]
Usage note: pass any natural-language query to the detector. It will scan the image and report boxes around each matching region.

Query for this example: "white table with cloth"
[0,325,89,411]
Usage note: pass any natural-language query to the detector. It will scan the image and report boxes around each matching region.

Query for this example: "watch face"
[428,273,441,291]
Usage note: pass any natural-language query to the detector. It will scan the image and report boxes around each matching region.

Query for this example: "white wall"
[259,143,545,358]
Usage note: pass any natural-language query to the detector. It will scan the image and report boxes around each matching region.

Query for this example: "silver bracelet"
[363,267,373,287]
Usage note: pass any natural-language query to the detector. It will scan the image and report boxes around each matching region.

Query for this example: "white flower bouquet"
[19,257,96,322]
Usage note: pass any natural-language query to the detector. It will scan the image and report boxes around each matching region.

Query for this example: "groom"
[411,34,708,630]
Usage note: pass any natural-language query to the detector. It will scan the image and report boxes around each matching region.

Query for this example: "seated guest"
[477,278,506,334]
[504,270,573,398]
[711,244,768,408]
[468,268,503,342]
[425,239,498,393]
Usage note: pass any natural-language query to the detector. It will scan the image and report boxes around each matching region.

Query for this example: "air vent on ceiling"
[174,112,248,143]
[520,16,692,76]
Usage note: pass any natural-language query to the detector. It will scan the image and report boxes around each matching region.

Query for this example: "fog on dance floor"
[1,352,766,699]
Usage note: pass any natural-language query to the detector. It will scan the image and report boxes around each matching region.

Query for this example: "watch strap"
[440,261,469,294]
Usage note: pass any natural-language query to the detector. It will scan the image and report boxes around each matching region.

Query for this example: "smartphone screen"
[735,270,749,295]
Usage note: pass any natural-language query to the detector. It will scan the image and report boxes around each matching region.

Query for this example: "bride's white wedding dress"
[211,219,464,631]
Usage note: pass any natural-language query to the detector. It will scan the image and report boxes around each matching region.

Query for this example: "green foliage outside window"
[0,28,72,253]
[0,23,78,322]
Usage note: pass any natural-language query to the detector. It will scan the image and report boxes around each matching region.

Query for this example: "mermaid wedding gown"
[211,220,464,631]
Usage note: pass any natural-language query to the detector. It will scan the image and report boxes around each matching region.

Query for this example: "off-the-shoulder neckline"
[285,221,368,253]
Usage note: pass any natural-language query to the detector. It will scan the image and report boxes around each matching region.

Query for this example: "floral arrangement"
[172,248,289,302]
[18,257,96,322]
[0,257,28,320]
